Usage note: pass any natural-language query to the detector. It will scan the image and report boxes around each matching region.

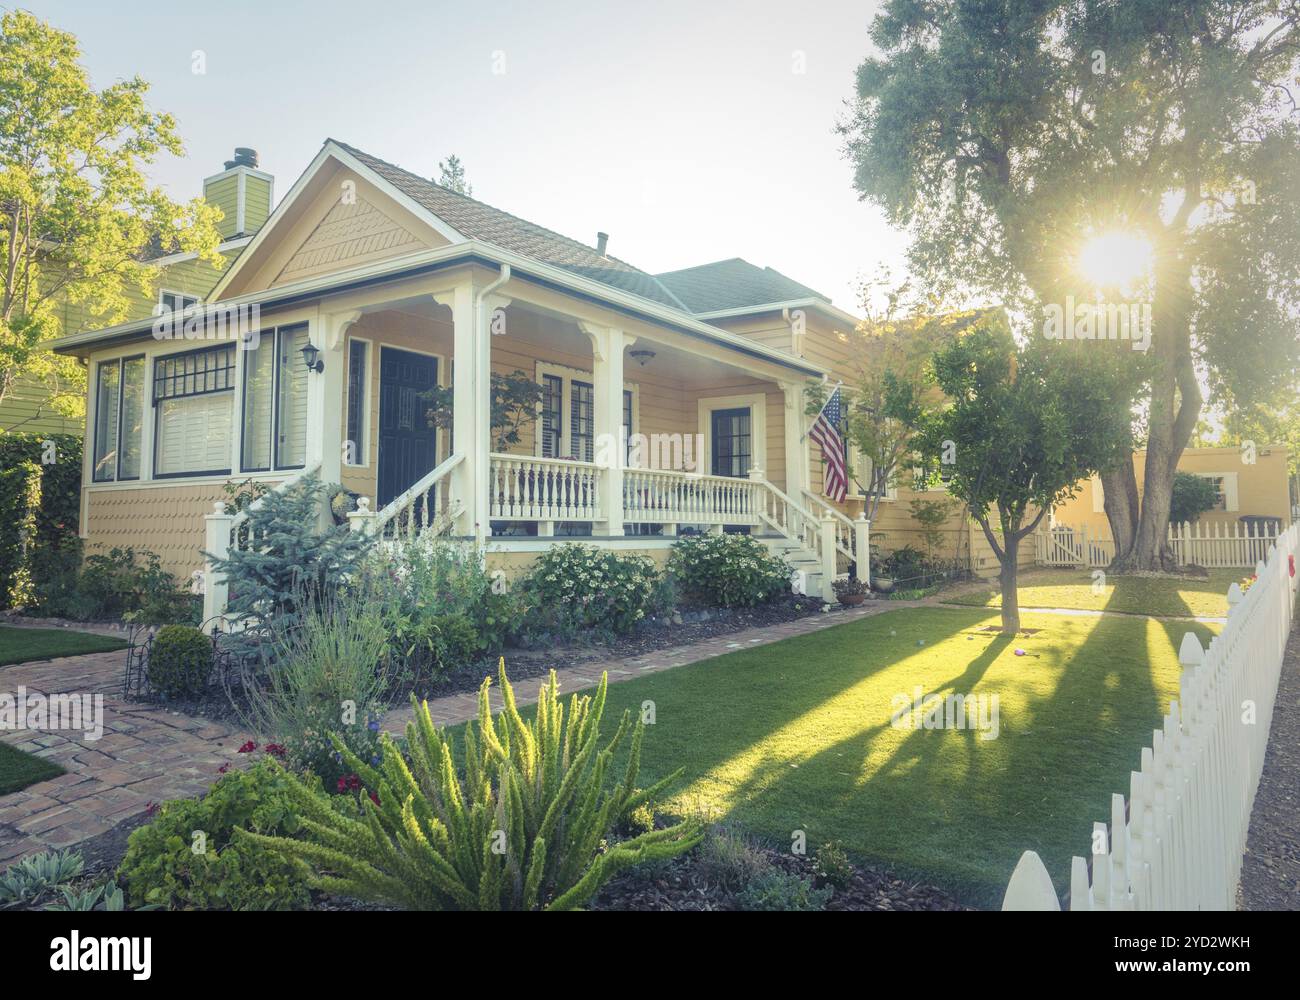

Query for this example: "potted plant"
[833,577,869,607]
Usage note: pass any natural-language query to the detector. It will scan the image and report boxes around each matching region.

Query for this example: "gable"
[272,193,426,286]
[215,159,451,299]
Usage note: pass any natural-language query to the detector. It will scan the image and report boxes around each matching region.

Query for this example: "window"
[157,290,199,315]
[710,407,752,477]
[1193,472,1239,512]
[154,345,235,477]
[345,339,369,466]
[240,324,308,472]
[536,365,634,463]
[92,356,145,482]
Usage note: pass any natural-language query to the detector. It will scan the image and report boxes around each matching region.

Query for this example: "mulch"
[1238,614,1300,910]
[590,840,973,912]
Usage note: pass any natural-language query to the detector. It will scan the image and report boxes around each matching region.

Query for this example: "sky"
[18,0,908,316]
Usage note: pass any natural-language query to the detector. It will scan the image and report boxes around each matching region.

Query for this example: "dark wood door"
[377,347,438,508]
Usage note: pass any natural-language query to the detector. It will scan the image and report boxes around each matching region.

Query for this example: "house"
[0,149,273,436]
[46,139,899,612]
[1054,446,1293,534]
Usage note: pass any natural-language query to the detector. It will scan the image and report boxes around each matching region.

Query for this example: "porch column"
[582,323,634,537]
[316,309,362,485]
[782,381,810,497]
[440,281,509,547]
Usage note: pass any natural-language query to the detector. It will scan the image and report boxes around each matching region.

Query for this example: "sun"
[1077,231,1154,293]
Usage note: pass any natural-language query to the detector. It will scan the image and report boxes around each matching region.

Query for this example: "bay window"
[92,356,144,482]
[153,345,235,478]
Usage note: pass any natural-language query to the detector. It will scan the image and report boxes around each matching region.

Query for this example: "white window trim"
[344,336,372,467]
[1193,471,1239,512]
[155,288,199,316]
[534,361,639,460]
[697,392,767,478]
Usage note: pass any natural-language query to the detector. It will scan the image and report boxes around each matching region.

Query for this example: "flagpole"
[799,380,843,443]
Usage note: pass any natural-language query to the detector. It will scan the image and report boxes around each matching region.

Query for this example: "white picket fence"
[1036,520,1281,569]
[1003,522,1299,910]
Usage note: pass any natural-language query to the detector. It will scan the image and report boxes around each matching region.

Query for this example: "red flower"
[217,763,230,774]
[264,743,286,758]
[369,791,380,807]
[144,801,158,817]
[237,741,257,754]
[337,773,361,793]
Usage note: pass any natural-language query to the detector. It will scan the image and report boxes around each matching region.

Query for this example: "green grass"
[941,568,1243,618]
[482,606,1218,908]
[0,626,127,667]
[0,743,65,795]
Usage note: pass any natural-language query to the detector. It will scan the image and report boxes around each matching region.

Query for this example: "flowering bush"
[667,533,791,608]
[519,543,662,637]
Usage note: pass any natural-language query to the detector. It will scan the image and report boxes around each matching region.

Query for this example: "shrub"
[236,660,702,910]
[207,474,370,636]
[147,625,214,699]
[1170,471,1220,525]
[375,538,516,681]
[812,840,854,889]
[519,543,661,637]
[76,546,196,623]
[117,759,312,911]
[736,868,832,911]
[667,533,790,608]
[695,824,769,892]
[0,460,40,607]
[0,433,81,612]
[0,850,84,909]
[229,581,391,787]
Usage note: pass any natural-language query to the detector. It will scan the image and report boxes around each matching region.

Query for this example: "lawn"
[0,743,65,795]
[0,625,127,667]
[941,568,1243,618]
[487,606,1219,907]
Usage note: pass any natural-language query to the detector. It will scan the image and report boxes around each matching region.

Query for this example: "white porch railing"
[1003,523,1299,910]
[364,453,463,541]
[622,466,762,526]
[801,489,857,576]
[1036,520,1280,569]
[489,453,603,523]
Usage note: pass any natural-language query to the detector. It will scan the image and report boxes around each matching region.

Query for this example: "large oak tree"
[842,0,1300,570]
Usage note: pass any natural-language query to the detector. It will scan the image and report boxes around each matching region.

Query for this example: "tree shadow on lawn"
[594,593,1218,909]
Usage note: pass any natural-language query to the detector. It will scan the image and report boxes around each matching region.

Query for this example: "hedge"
[0,433,82,610]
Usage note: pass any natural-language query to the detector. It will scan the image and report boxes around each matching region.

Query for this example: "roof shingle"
[655,258,832,314]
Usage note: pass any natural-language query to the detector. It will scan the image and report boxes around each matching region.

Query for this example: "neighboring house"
[1054,446,1293,535]
[50,139,904,604]
[1,149,273,435]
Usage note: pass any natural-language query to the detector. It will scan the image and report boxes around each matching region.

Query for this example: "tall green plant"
[236,660,701,910]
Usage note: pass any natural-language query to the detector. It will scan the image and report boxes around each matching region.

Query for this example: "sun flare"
[1077,231,1154,292]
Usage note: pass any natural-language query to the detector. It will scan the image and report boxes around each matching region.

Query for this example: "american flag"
[809,387,847,502]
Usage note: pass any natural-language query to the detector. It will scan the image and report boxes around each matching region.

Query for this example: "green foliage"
[116,759,312,911]
[0,11,223,420]
[208,474,370,635]
[229,582,391,787]
[0,433,81,611]
[1170,472,1220,525]
[437,153,472,196]
[74,546,196,624]
[376,538,516,681]
[45,882,125,912]
[736,867,832,911]
[146,625,214,699]
[0,849,83,908]
[422,369,545,451]
[519,543,662,636]
[812,840,854,890]
[236,660,701,910]
[667,533,791,608]
[909,496,955,560]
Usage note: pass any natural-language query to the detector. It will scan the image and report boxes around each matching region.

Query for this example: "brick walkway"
[0,600,914,865]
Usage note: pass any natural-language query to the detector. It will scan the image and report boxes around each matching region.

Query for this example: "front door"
[377,347,438,509]
[710,407,752,477]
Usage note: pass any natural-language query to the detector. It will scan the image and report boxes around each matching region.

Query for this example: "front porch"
[199,261,866,618]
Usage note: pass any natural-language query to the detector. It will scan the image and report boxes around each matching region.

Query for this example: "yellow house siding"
[0,372,83,436]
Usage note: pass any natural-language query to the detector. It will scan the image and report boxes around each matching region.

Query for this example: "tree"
[1170,472,1220,525]
[912,317,1128,632]
[422,369,544,451]
[842,0,1300,572]
[437,154,472,196]
[0,11,223,419]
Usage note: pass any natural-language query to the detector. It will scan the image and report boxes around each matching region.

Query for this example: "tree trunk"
[999,540,1020,634]
[1102,455,1140,569]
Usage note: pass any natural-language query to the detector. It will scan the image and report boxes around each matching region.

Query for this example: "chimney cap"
[596,231,609,255]
[224,147,260,170]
